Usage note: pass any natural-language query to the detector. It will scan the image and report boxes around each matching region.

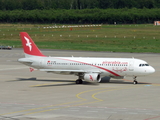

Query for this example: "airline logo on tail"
[24,36,32,51]
[20,32,46,57]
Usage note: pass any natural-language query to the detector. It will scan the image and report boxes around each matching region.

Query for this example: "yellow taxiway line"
[0,85,142,116]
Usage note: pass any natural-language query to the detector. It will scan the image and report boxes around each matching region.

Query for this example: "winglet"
[20,32,46,57]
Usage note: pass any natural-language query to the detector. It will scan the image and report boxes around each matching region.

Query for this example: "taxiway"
[0,49,160,120]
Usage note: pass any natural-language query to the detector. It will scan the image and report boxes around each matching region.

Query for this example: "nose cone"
[148,66,155,74]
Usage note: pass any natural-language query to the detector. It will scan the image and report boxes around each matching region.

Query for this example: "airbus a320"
[18,32,155,84]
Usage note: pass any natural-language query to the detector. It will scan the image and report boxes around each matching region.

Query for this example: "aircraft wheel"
[76,79,83,84]
[133,80,138,85]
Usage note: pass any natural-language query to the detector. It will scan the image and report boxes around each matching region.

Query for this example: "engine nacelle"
[83,73,101,82]
[111,76,124,79]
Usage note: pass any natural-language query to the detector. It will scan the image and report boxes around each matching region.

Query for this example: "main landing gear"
[133,76,138,85]
[76,79,83,84]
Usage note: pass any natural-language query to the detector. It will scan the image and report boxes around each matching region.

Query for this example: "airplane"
[18,32,155,85]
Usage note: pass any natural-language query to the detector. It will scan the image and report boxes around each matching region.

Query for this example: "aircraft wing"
[39,69,101,74]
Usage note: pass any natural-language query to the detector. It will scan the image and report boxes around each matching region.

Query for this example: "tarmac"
[0,49,160,120]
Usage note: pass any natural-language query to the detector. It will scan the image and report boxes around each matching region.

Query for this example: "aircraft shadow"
[6,77,151,87]
[6,77,99,87]
[101,76,151,85]
[107,80,151,85]
[32,81,99,87]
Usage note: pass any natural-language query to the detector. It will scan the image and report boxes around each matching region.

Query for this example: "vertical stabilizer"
[20,32,46,57]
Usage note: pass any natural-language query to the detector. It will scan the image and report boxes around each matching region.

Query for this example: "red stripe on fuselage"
[56,57,120,76]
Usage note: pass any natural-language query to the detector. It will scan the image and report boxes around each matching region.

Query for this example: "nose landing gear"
[133,76,138,84]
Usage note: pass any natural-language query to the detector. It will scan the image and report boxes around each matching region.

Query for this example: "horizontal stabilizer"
[18,58,33,63]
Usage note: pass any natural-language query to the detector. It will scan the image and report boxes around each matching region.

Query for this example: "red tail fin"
[20,32,46,57]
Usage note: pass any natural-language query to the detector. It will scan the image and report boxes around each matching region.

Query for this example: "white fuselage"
[18,56,155,77]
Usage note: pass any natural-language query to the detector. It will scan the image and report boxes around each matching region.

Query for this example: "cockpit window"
[139,64,149,67]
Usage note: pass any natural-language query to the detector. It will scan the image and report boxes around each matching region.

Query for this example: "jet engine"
[83,73,101,82]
